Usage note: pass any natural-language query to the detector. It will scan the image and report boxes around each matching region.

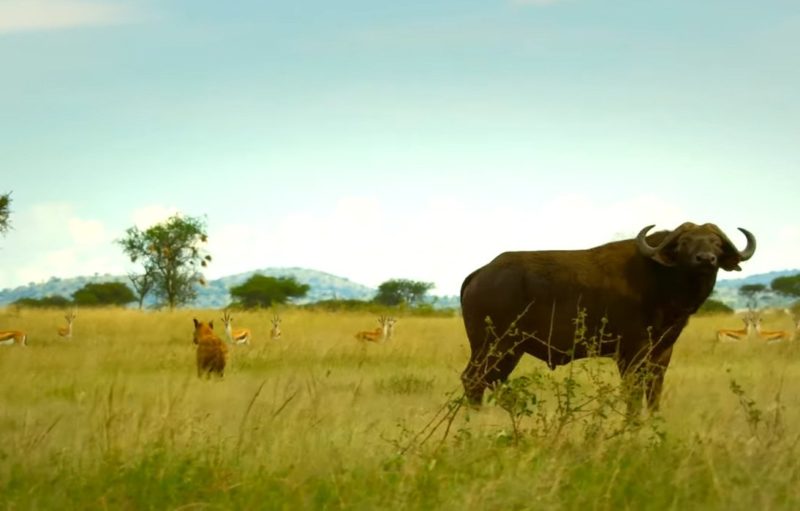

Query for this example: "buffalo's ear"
[719,250,743,271]
[638,224,685,267]
[649,250,678,267]
[193,318,200,328]
[713,226,744,271]
[647,239,680,267]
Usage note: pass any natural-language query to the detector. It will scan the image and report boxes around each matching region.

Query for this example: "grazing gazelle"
[221,310,251,345]
[270,314,282,340]
[753,313,792,344]
[57,311,76,339]
[193,319,228,378]
[716,312,755,342]
[0,329,27,347]
[355,316,396,343]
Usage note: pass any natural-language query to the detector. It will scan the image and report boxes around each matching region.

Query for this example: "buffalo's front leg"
[617,346,674,416]
[461,341,524,406]
[645,347,673,411]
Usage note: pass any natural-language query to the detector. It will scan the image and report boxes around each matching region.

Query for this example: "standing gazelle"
[221,310,251,345]
[57,311,76,339]
[355,316,397,343]
[0,329,27,347]
[270,314,282,340]
[753,312,792,344]
[716,311,756,342]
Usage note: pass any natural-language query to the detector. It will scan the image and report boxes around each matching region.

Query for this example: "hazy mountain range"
[0,267,461,309]
[0,267,796,311]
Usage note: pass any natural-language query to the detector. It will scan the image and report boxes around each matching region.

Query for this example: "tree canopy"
[0,192,11,235]
[373,279,434,307]
[117,214,211,309]
[229,274,310,308]
[738,283,770,310]
[13,295,71,308]
[72,282,136,307]
[771,274,800,299]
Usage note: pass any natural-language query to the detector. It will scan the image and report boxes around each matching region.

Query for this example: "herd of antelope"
[716,309,800,344]
[189,311,394,377]
[1,307,398,379]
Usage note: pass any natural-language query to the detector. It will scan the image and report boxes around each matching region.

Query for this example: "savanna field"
[2,307,800,510]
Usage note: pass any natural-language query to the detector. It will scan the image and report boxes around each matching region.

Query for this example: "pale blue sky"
[1,0,798,296]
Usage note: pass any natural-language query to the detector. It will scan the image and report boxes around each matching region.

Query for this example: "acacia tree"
[373,279,434,307]
[117,214,211,309]
[0,192,11,236]
[229,274,309,308]
[772,274,800,315]
[771,274,800,300]
[72,282,136,307]
[739,283,770,311]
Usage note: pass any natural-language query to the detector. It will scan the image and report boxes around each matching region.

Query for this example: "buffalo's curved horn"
[734,227,757,261]
[635,225,659,256]
[635,224,686,257]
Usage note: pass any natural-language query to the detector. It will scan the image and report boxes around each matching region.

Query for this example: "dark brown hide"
[460,222,755,411]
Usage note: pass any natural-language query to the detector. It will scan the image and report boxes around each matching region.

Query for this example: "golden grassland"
[2,307,800,509]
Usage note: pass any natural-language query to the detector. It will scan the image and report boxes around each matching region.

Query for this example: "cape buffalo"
[460,222,756,412]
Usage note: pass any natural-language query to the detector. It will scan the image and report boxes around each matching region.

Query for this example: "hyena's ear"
[193,318,200,328]
[209,320,214,330]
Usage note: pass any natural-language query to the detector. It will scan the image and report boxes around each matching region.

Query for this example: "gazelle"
[270,314,282,340]
[57,311,76,339]
[355,316,396,343]
[0,329,27,347]
[221,310,251,345]
[752,313,792,344]
[716,312,755,342]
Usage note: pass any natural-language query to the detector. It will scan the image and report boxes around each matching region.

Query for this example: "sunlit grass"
[1,307,800,509]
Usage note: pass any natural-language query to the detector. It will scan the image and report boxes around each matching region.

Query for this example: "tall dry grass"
[1,307,800,509]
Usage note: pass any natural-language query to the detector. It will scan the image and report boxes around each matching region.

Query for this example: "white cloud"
[68,217,108,246]
[0,0,144,34]
[0,201,125,288]
[131,205,180,230]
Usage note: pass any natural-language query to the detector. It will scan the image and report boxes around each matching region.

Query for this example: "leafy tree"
[72,282,136,307]
[128,271,156,309]
[13,295,71,308]
[0,192,10,235]
[117,214,211,310]
[771,274,800,300]
[373,279,434,307]
[738,283,770,310]
[229,274,310,308]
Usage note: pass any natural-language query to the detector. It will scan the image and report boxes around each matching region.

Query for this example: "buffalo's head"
[636,222,756,272]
